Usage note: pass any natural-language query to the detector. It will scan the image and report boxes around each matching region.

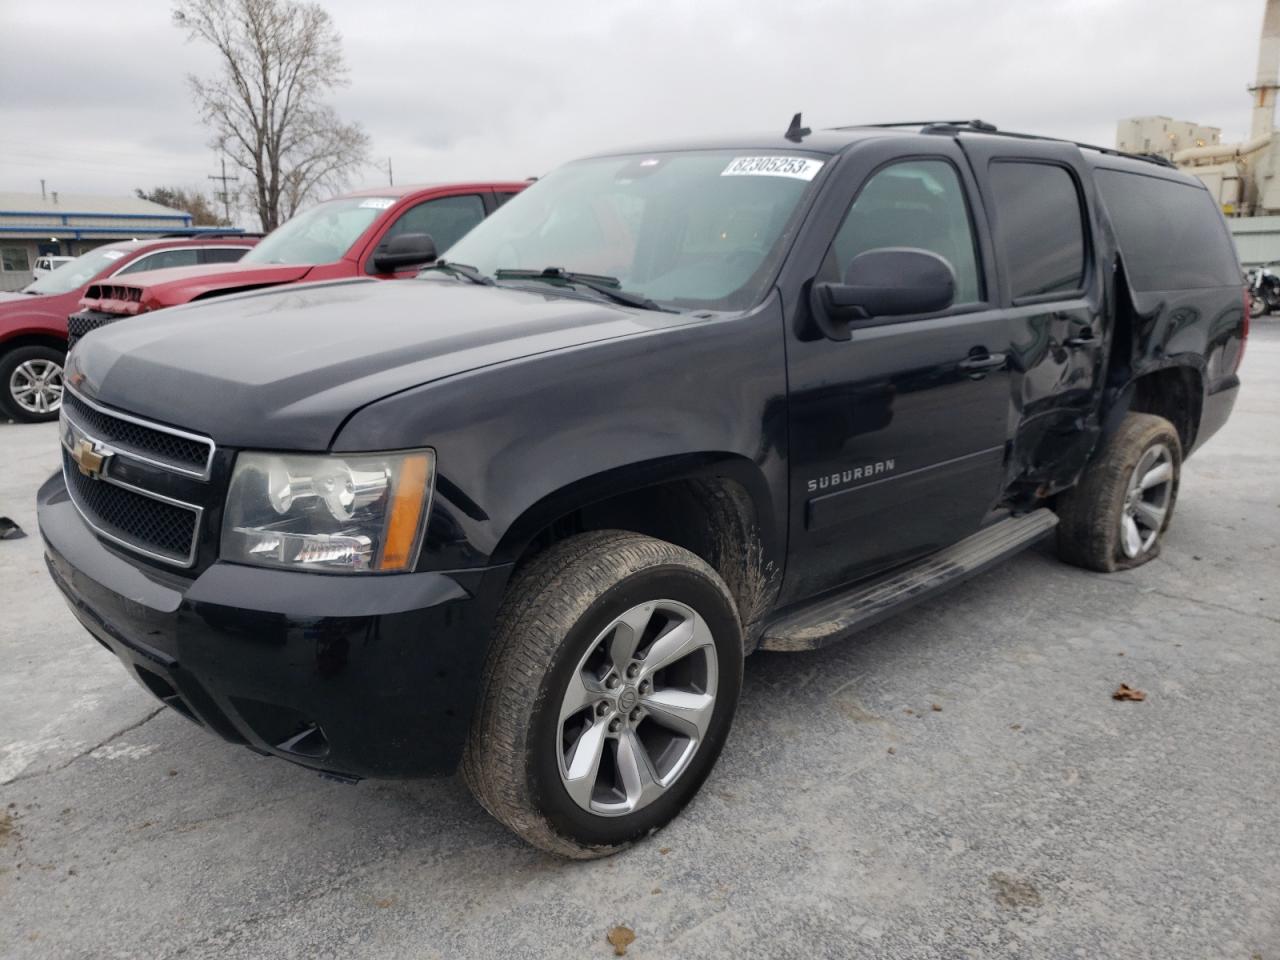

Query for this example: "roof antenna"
[785,112,811,142]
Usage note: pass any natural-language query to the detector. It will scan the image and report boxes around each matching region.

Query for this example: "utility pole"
[207,156,239,225]
[383,157,394,186]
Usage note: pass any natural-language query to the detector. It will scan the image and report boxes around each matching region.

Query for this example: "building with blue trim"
[0,191,245,291]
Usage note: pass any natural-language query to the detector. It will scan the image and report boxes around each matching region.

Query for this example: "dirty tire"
[462,531,743,858]
[1055,412,1182,572]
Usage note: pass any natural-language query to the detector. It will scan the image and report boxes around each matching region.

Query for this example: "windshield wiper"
[420,260,493,285]
[495,267,669,311]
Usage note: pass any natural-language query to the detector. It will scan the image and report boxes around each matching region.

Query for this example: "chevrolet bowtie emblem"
[71,438,108,479]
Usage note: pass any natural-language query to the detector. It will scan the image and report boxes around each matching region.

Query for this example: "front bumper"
[38,471,511,779]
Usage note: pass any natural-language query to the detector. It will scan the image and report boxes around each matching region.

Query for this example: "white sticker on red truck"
[721,156,824,181]
[359,198,396,209]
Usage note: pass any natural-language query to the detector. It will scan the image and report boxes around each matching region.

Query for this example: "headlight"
[221,450,434,573]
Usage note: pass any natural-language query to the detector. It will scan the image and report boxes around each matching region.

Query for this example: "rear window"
[1093,169,1241,291]
[987,161,1087,300]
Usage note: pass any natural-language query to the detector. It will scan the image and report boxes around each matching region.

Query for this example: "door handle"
[1065,328,1097,347]
[957,352,1006,372]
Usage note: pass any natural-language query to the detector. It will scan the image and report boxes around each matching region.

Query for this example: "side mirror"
[372,232,438,273]
[811,248,956,341]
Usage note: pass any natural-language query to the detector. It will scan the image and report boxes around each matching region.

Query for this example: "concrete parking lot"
[1,327,1277,960]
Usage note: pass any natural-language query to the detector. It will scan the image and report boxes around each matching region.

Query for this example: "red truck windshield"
[241,196,396,265]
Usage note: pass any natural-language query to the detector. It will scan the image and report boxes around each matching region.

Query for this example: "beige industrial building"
[1117,0,1280,264]
[1116,117,1222,160]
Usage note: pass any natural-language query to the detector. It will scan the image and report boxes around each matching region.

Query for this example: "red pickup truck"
[69,180,526,351]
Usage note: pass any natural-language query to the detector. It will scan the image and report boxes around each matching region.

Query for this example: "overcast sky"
[0,0,1269,222]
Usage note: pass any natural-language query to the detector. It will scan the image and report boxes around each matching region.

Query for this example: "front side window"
[383,195,486,255]
[242,197,395,266]
[446,150,826,311]
[823,159,982,305]
[117,248,200,274]
[988,162,1086,300]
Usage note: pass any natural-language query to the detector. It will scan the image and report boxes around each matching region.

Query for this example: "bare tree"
[173,0,370,231]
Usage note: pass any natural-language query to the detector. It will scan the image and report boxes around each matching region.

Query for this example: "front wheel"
[1055,412,1182,572]
[463,531,743,858]
[0,344,65,423]
[1250,293,1269,318]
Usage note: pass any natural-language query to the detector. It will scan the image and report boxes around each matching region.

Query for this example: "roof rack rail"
[158,231,265,239]
[829,119,1177,169]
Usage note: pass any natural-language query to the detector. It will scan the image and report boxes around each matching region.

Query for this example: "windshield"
[445,150,825,310]
[23,245,133,295]
[242,196,394,265]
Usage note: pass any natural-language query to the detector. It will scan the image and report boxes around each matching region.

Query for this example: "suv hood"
[68,278,693,450]
[81,262,314,315]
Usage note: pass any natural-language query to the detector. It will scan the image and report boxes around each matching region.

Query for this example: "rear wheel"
[1056,412,1181,572]
[1249,293,1268,318]
[463,531,743,858]
[0,345,65,423]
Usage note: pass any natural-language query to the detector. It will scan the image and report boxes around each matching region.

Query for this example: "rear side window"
[1093,169,1240,291]
[201,247,249,264]
[988,162,1086,300]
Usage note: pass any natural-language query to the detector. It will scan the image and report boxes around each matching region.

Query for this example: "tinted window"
[1094,169,1240,290]
[384,195,486,254]
[494,191,520,207]
[988,162,1086,299]
[118,248,200,274]
[201,247,250,264]
[826,159,982,304]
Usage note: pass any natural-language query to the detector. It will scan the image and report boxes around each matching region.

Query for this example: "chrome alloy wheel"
[557,599,719,817]
[9,358,63,415]
[1120,442,1174,559]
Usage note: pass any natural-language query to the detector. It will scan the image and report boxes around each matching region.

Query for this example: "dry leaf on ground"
[607,925,636,956]
[1112,683,1146,702]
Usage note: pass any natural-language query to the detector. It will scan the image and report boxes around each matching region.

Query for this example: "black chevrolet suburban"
[39,119,1246,857]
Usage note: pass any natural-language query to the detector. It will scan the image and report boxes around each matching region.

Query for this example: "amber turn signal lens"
[377,452,432,571]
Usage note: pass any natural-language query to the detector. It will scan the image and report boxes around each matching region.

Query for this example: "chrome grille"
[63,387,214,479]
[59,394,212,568]
[61,448,199,564]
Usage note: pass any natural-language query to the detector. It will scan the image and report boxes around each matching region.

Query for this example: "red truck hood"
[80,262,315,315]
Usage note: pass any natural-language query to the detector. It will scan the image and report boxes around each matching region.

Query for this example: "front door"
[780,139,1012,603]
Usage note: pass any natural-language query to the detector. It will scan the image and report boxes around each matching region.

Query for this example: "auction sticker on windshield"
[721,156,824,181]
[359,198,396,209]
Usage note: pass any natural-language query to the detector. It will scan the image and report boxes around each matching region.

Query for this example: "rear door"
[780,137,1014,602]
[958,136,1108,492]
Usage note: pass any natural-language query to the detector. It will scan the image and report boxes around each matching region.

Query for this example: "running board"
[758,509,1058,652]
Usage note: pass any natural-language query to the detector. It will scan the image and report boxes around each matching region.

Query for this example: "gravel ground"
[1,324,1277,960]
